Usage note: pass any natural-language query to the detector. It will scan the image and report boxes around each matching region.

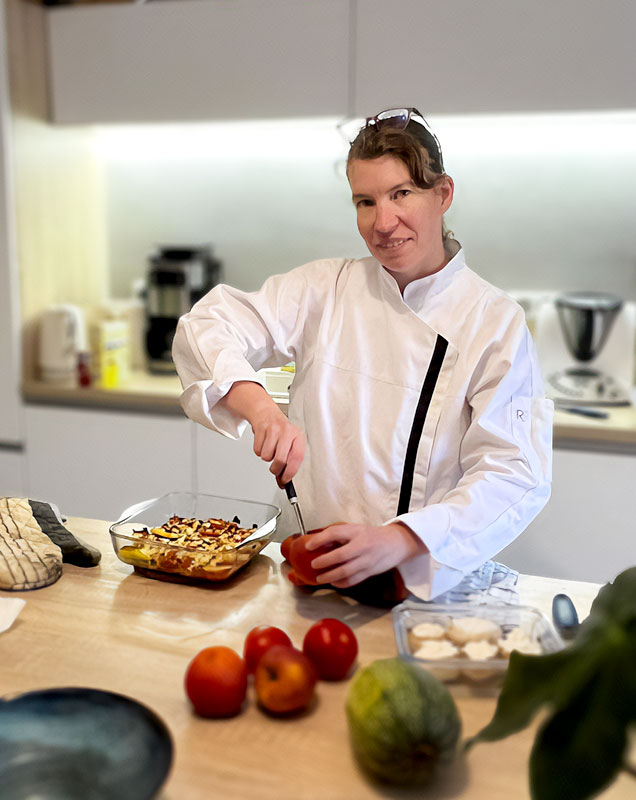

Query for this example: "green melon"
[346,657,461,785]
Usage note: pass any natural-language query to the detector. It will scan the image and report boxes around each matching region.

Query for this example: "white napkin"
[0,597,26,633]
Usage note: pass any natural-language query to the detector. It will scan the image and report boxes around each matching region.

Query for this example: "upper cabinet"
[46,0,351,123]
[45,0,636,125]
[353,0,636,116]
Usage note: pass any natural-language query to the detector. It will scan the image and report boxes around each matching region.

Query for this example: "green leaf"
[580,567,636,642]
[466,568,636,800]
[529,652,633,800]
[466,645,602,748]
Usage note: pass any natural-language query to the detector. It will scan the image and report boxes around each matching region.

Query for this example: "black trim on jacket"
[397,335,449,515]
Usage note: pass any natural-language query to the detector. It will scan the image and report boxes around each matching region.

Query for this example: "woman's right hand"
[220,380,305,486]
[251,403,305,486]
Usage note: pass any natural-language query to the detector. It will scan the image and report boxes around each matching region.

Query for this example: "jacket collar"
[375,240,467,312]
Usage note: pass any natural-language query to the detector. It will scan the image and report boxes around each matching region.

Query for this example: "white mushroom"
[446,616,502,645]
[412,639,460,681]
[411,621,447,640]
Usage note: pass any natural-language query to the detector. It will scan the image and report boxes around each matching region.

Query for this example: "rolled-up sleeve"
[172,261,336,437]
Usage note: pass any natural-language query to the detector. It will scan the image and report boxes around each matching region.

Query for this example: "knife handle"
[285,481,298,504]
[552,593,580,639]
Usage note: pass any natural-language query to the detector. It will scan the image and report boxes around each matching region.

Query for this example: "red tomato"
[302,618,358,680]
[243,625,293,673]
[185,646,248,717]
[280,533,301,562]
[288,534,338,585]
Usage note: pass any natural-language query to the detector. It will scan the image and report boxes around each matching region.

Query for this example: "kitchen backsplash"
[99,112,636,302]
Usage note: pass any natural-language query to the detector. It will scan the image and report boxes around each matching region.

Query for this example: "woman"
[173,107,553,602]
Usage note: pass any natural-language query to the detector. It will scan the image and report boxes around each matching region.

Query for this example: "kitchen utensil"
[551,592,580,640]
[534,292,636,406]
[559,405,609,419]
[38,304,88,386]
[109,491,280,583]
[144,245,222,374]
[393,601,563,687]
[0,687,173,800]
[285,481,306,535]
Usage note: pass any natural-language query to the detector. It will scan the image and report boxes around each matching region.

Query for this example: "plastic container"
[95,319,130,389]
[392,600,563,687]
[109,492,280,583]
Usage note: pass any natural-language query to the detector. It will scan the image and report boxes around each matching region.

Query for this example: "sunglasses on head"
[359,107,445,173]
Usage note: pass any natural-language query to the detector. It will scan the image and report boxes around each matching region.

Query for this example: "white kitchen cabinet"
[354,0,636,115]
[498,448,636,585]
[0,448,26,497]
[194,424,284,508]
[46,0,350,124]
[24,405,194,521]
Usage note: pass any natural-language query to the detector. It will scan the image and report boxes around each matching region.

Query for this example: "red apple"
[253,645,318,714]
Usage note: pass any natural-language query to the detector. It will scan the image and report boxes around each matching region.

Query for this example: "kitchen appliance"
[38,304,88,387]
[534,291,636,406]
[144,245,222,374]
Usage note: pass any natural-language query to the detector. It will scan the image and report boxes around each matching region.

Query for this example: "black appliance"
[145,245,222,373]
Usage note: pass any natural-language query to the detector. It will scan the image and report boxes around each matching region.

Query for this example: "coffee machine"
[534,291,636,406]
[145,245,222,373]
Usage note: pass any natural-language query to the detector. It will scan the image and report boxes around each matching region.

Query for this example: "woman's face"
[348,155,454,290]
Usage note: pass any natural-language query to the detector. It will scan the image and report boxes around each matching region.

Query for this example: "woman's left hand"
[303,522,428,588]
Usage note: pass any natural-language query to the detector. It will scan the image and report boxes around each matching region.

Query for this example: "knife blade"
[285,481,307,536]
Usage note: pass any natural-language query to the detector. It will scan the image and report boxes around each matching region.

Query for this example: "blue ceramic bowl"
[0,687,173,800]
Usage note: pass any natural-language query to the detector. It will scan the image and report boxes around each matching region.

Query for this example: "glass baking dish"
[109,491,280,583]
[393,600,564,687]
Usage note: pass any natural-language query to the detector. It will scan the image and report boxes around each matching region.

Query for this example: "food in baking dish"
[117,515,259,581]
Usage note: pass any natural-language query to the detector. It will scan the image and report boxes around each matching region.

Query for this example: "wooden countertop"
[23,372,186,415]
[22,371,289,416]
[553,405,636,450]
[22,373,636,451]
[1,518,633,800]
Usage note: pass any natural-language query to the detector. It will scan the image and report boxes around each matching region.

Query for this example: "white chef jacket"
[173,245,553,600]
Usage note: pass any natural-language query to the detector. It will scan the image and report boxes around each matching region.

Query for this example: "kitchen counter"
[1,517,634,800]
[22,370,289,417]
[553,404,636,451]
[22,373,636,451]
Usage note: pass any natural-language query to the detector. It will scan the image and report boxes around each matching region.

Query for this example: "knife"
[558,405,609,420]
[285,481,307,536]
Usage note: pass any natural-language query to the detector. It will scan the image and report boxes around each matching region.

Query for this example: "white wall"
[99,112,636,302]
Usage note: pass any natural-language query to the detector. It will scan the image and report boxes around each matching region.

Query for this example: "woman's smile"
[348,155,454,290]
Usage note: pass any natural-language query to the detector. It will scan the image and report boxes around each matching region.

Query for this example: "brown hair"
[346,125,444,189]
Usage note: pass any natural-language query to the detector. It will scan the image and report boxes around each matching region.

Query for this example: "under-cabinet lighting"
[94,110,636,166]
[431,110,636,158]
[94,118,347,162]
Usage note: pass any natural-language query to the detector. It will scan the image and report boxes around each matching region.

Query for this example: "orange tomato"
[185,646,248,718]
